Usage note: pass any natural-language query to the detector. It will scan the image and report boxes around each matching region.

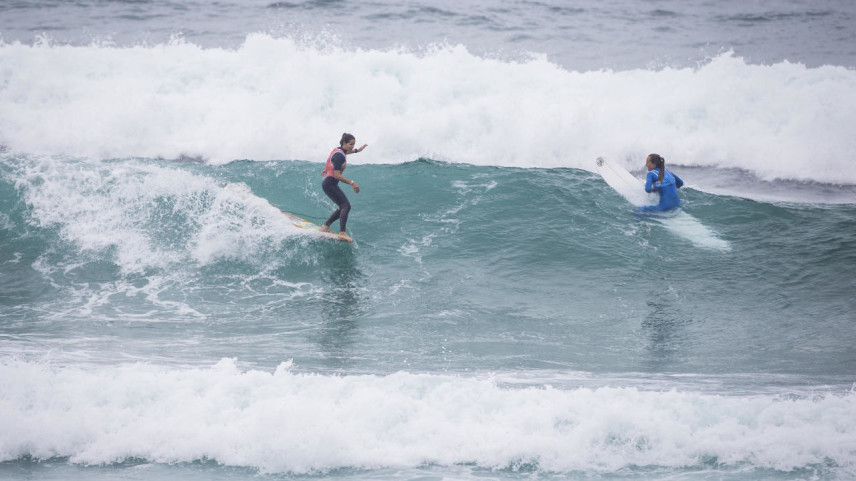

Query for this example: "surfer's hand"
[357,144,367,152]
[351,182,360,193]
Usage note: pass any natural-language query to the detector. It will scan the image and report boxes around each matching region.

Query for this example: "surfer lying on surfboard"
[319,133,367,242]
[637,153,684,213]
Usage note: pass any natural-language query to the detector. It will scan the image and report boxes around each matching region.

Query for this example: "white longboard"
[596,157,730,251]
[280,210,352,242]
[596,156,657,207]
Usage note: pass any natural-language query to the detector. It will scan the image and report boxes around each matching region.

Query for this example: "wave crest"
[1,35,855,184]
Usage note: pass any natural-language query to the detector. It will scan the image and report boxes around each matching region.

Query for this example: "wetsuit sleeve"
[672,172,684,189]
[645,171,657,192]
[331,152,346,172]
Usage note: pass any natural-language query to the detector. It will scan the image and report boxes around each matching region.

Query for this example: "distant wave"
[1,34,855,185]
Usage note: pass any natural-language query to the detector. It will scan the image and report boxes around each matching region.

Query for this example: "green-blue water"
[3,155,854,378]
[2,154,855,481]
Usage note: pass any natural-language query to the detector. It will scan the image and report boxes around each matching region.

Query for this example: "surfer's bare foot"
[338,232,354,242]
[319,225,333,233]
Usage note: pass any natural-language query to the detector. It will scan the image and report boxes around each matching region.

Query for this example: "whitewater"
[2,35,855,191]
[3,359,855,475]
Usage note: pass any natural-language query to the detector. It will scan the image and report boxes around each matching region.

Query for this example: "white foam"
[1,36,854,187]
[654,211,732,251]
[1,359,854,475]
[9,156,306,274]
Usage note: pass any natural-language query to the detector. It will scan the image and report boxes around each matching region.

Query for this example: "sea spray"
[2,37,855,184]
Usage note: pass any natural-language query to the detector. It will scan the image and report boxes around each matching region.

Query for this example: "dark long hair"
[649,153,665,183]
[339,133,355,147]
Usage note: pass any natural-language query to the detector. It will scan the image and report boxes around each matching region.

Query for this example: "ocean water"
[2,1,856,480]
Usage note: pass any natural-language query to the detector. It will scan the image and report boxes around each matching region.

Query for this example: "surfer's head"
[646,153,665,183]
[340,133,356,153]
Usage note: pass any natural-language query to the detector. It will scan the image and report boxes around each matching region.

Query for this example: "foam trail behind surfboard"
[596,157,731,251]
[659,211,730,251]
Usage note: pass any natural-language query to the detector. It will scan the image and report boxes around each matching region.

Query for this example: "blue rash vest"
[641,168,684,212]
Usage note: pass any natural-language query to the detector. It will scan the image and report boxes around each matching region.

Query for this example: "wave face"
[2,37,855,190]
[2,155,854,373]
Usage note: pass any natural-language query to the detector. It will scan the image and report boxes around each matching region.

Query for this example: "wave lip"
[2,359,854,476]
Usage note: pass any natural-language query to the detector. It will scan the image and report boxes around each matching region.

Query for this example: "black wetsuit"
[322,149,351,232]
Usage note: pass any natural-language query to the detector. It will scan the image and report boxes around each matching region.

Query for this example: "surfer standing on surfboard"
[319,133,367,242]
[638,153,684,212]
